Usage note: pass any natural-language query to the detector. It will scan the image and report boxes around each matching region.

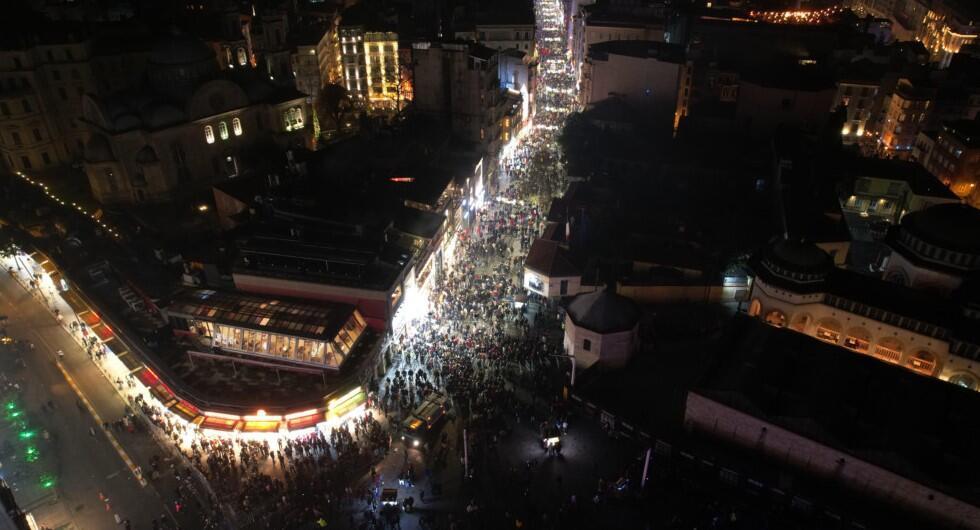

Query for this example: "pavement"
[0,264,212,530]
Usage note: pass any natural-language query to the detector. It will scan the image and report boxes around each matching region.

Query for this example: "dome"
[135,145,159,164]
[767,239,834,274]
[142,103,186,129]
[149,31,215,66]
[84,134,115,163]
[901,204,980,254]
[112,112,142,131]
[567,288,640,334]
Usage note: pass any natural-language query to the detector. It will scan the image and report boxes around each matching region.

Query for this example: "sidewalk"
[2,254,213,529]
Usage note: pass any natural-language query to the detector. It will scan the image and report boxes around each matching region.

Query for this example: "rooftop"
[166,289,358,343]
[525,239,579,278]
[587,40,685,64]
[849,157,958,199]
[694,315,980,507]
[567,287,640,334]
[941,120,980,148]
[900,203,980,255]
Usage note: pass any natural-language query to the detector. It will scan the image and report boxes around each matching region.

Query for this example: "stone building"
[80,31,312,205]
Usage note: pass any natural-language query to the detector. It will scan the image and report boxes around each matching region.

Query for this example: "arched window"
[224,48,233,66]
[218,121,229,140]
[873,336,903,364]
[815,318,842,344]
[843,327,871,353]
[237,48,248,66]
[764,310,786,328]
[748,299,761,317]
[204,125,215,144]
[283,106,305,131]
[948,373,977,391]
[907,350,937,376]
[232,117,243,136]
[790,313,812,333]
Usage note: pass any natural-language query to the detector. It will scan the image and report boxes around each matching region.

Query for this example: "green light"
[6,410,23,419]
[4,401,15,411]
[39,475,55,489]
[25,446,38,462]
[18,430,35,440]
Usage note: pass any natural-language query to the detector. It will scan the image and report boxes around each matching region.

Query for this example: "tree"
[316,83,355,137]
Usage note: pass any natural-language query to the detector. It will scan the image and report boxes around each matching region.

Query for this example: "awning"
[286,413,323,431]
[77,309,102,327]
[242,420,280,433]
[201,416,240,432]
[170,400,201,423]
[116,351,143,373]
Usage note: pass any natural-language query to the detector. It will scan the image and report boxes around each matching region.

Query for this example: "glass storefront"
[185,310,367,369]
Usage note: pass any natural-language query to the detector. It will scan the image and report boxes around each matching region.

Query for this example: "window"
[104,168,116,192]
[70,68,79,80]
[560,279,568,295]
[20,156,31,169]
[52,69,61,81]
[65,49,73,61]
[13,57,21,69]
[237,48,247,66]
[204,125,215,144]
[32,128,41,141]
[41,152,51,165]
[58,87,67,100]
[218,121,229,140]
[12,132,22,146]
[46,50,54,62]
[232,117,242,136]
[283,107,304,130]
[583,339,591,351]
[0,102,8,116]
[22,99,32,113]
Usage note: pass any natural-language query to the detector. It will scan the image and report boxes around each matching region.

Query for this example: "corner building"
[745,204,980,391]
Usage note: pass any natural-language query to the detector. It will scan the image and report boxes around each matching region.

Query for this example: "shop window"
[204,125,215,144]
[232,117,243,136]
[815,318,842,344]
[872,337,903,364]
[907,351,937,376]
[843,328,870,352]
[764,310,786,328]
[583,339,591,351]
[218,121,229,140]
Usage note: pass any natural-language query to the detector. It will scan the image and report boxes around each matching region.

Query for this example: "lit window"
[283,107,305,131]
[218,121,229,140]
[232,117,243,136]
[237,48,247,66]
[204,125,215,144]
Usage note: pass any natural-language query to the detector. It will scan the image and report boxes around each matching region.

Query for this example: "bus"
[400,392,449,450]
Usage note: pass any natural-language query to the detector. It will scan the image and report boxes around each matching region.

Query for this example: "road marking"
[53,360,147,488]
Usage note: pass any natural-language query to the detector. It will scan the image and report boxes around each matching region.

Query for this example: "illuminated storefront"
[166,289,367,370]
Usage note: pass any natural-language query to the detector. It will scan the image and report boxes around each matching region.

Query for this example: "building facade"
[80,32,312,205]
[338,26,402,111]
[579,40,689,130]
[0,29,147,173]
[921,120,980,208]
[745,208,980,392]
[880,78,934,157]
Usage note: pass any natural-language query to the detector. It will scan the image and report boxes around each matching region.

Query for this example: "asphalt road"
[0,271,203,530]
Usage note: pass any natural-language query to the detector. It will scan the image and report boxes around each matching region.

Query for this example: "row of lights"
[14,171,121,239]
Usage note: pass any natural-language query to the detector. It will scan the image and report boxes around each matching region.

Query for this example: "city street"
[0,267,210,529]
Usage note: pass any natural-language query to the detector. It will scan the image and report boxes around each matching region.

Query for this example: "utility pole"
[463,428,469,479]
[641,447,652,488]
